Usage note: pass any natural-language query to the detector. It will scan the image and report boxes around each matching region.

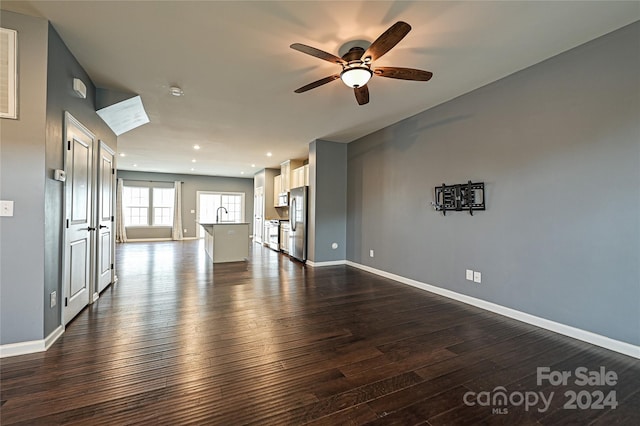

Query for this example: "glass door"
[196,191,245,238]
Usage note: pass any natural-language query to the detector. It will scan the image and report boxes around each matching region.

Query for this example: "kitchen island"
[199,223,250,263]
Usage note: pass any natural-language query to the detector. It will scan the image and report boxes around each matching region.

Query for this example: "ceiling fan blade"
[374,67,433,81]
[294,74,341,93]
[354,85,369,105]
[362,21,411,62]
[290,43,346,65]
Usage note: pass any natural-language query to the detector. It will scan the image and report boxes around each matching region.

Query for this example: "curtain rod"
[121,179,184,184]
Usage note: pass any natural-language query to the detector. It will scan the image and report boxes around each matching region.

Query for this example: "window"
[153,188,174,226]
[123,187,149,226]
[220,194,242,223]
[123,185,174,226]
[197,191,245,236]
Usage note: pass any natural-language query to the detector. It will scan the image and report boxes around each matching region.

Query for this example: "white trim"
[92,292,100,303]
[345,261,640,359]
[307,259,347,267]
[44,325,65,350]
[125,238,172,242]
[0,325,64,358]
[0,27,18,119]
[0,340,44,358]
[181,237,199,241]
[124,226,173,229]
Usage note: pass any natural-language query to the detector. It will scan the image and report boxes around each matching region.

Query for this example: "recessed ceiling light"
[133,164,138,167]
[191,159,196,163]
[251,164,256,168]
[240,171,245,175]
[191,168,195,171]
[267,152,272,157]
[193,145,200,150]
[119,153,125,157]
[169,86,184,96]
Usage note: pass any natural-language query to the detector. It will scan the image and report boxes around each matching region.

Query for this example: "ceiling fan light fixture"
[340,67,372,88]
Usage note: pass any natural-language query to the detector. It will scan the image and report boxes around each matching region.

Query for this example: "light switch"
[473,271,482,283]
[190,209,195,214]
[466,269,474,281]
[0,200,14,217]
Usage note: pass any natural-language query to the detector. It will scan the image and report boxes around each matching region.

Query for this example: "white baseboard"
[307,259,347,267]
[0,325,65,358]
[4,262,636,360]
[346,261,640,359]
[181,237,198,240]
[126,238,172,242]
[44,325,64,350]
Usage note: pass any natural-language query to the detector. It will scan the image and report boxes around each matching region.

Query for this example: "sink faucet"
[216,206,228,223]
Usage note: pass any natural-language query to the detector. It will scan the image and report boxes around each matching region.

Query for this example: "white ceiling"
[5,1,640,177]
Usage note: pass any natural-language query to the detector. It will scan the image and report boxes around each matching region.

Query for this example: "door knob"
[87,227,96,231]
[99,225,108,229]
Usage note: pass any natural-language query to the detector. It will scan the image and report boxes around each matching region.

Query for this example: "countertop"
[198,222,250,225]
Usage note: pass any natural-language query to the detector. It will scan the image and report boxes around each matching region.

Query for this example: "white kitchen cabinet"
[292,166,302,189]
[281,161,290,193]
[280,222,290,253]
[273,175,281,206]
[200,224,250,263]
[280,159,303,192]
[263,222,270,246]
[292,164,310,189]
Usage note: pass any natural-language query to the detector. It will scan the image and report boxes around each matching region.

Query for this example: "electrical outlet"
[466,269,474,281]
[50,291,57,308]
[369,249,374,258]
[473,271,482,283]
[183,228,187,233]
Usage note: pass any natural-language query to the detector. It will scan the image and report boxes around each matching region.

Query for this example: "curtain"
[115,178,127,243]
[172,181,183,240]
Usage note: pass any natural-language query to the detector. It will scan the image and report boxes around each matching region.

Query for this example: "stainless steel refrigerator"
[289,186,307,262]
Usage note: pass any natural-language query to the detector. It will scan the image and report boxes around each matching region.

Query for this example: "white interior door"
[254,186,263,243]
[97,141,115,293]
[63,113,94,324]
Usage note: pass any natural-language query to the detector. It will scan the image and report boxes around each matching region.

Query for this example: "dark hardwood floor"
[1,241,638,425]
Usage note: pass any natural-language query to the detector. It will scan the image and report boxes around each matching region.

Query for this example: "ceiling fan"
[291,21,433,106]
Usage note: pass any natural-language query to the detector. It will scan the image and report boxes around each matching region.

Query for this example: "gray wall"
[308,139,347,263]
[347,22,640,345]
[117,170,254,239]
[0,11,48,344]
[0,11,118,345]
[45,25,117,336]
